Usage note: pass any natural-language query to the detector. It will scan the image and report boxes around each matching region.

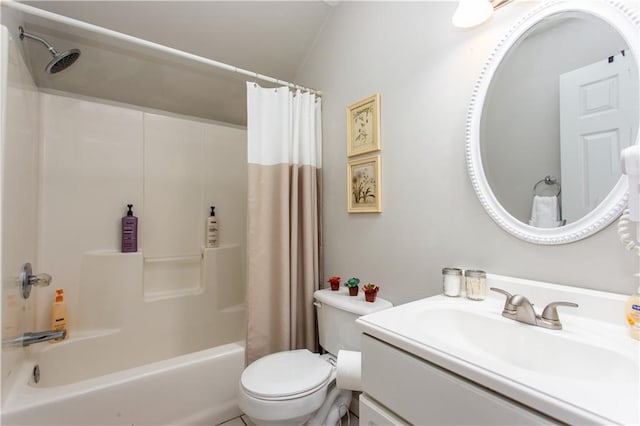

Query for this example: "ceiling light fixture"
[452,0,514,29]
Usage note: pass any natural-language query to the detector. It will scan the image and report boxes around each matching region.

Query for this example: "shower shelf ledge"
[144,287,205,303]
[143,254,202,264]
[143,244,240,264]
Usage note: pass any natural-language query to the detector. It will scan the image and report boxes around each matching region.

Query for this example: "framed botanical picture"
[346,94,381,157]
[348,155,382,213]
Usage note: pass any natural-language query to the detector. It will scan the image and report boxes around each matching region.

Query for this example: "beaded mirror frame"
[465,0,639,244]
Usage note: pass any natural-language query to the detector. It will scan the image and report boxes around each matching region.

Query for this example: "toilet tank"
[314,289,392,355]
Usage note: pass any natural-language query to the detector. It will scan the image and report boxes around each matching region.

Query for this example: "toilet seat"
[241,349,333,401]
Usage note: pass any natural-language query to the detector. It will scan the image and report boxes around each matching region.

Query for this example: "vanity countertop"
[356,274,639,425]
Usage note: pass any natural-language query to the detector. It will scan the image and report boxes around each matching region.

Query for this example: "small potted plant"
[363,284,379,303]
[344,277,360,296]
[327,276,341,291]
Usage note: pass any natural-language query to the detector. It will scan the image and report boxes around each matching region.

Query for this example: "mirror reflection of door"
[560,52,638,222]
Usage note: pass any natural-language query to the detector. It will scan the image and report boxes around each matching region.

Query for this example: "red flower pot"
[348,287,359,296]
[330,282,340,291]
[365,292,377,303]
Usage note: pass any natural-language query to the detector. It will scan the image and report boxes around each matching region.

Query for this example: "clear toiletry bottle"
[442,268,462,297]
[206,206,219,248]
[465,270,487,301]
[121,204,138,253]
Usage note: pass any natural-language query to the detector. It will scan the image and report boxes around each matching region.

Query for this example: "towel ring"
[533,175,561,197]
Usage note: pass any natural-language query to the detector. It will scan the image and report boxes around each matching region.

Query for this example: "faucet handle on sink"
[489,287,517,312]
[541,301,579,321]
[540,301,578,329]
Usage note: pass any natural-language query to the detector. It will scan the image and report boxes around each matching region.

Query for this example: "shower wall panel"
[143,113,247,297]
[35,92,247,331]
[0,25,40,402]
[36,93,144,332]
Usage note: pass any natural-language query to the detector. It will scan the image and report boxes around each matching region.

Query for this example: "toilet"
[238,288,393,425]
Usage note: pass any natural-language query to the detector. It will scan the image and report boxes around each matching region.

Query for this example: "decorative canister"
[464,270,487,301]
[442,268,463,297]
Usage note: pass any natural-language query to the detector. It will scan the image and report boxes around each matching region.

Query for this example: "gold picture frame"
[348,155,382,213]
[346,94,381,157]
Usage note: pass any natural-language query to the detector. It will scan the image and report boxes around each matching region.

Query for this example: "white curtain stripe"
[247,84,321,167]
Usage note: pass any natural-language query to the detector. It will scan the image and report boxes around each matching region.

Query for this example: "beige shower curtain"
[245,83,322,364]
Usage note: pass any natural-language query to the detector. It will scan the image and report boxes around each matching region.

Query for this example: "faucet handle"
[489,287,516,312]
[29,273,52,287]
[541,301,578,321]
[20,263,52,299]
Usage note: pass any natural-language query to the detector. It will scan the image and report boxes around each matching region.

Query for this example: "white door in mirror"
[560,52,637,222]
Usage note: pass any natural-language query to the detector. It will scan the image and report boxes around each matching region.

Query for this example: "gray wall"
[296,1,638,305]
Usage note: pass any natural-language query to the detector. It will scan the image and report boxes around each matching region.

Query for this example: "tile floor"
[218,412,359,426]
[217,415,251,426]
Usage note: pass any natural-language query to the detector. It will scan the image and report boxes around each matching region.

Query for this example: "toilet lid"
[241,349,332,399]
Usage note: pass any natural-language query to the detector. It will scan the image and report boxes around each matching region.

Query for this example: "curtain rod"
[4,0,322,96]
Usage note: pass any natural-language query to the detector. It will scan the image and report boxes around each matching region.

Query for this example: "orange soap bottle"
[50,289,69,342]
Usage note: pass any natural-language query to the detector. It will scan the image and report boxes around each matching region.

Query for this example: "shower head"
[18,26,80,74]
[45,48,81,74]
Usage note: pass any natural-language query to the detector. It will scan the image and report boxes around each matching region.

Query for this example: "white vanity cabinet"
[355,275,637,425]
[359,334,556,425]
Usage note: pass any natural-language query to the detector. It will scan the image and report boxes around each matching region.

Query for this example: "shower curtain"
[245,83,322,364]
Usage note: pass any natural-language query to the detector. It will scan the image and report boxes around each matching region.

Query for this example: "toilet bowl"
[238,350,351,425]
[238,289,393,425]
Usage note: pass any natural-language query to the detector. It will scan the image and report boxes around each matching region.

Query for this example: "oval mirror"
[466,0,639,244]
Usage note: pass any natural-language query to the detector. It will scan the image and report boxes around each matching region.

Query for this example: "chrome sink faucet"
[490,288,578,330]
[2,329,66,347]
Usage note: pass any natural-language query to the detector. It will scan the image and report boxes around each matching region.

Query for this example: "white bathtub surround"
[1,20,41,402]
[35,92,248,331]
[246,83,322,363]
[2,342,245,426]
[142,112,247,297]
[2,247,246,425]
[2,44,248,422]
[78,251,245,366]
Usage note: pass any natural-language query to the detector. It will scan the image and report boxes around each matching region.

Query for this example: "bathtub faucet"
[2,329,66,347]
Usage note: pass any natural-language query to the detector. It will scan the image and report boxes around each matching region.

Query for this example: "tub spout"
[2,329,66,347]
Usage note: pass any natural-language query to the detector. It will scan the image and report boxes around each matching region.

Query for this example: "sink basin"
[356,274,640,425]
[415,308,637,382]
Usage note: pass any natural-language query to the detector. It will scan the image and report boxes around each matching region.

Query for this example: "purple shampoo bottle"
[121,204,138,253]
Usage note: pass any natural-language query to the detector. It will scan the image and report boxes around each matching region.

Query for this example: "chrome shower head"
[45,48,81,74]
[19,26,80,74]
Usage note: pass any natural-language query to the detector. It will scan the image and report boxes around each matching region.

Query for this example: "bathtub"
[1,333,245,426]
[1,248,247,425]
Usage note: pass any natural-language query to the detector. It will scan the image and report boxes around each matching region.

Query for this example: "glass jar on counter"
[442,267,463,297]
[464,270,487,300]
